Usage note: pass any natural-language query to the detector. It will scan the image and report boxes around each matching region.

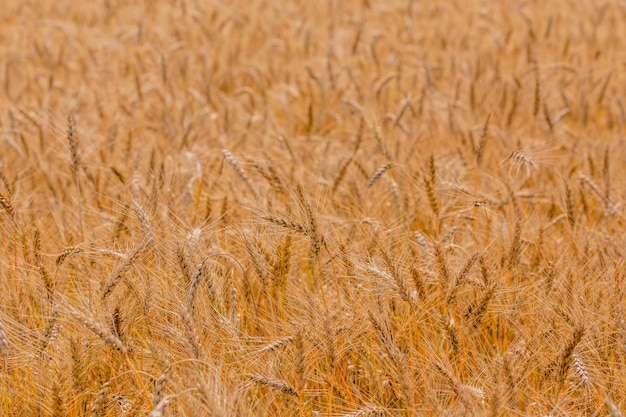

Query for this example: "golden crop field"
[1,0,625,415]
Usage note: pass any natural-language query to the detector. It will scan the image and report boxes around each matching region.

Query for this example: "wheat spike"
[222,149,257,197]
[0,318,8,355]
[56,246,81,266]
[343,405,387,417]
[153,365,172,407]
[90,382,110,417]
[366,162,393,188]
[68,309,127,353]
[0,192,14,218]
[572,354,590,387]
[102,240,149,300]
[148,396,171,417]
[259,336,295,353]
[476,113,491,166]
[248,374,297,395]
[424,155,439,218]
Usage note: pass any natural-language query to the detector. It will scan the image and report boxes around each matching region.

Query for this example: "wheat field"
[0,0,625,416]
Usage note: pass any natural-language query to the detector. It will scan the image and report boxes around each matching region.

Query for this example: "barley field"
[1,0,625,416]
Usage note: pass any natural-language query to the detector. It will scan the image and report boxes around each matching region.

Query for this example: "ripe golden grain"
[0,1,624,416]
